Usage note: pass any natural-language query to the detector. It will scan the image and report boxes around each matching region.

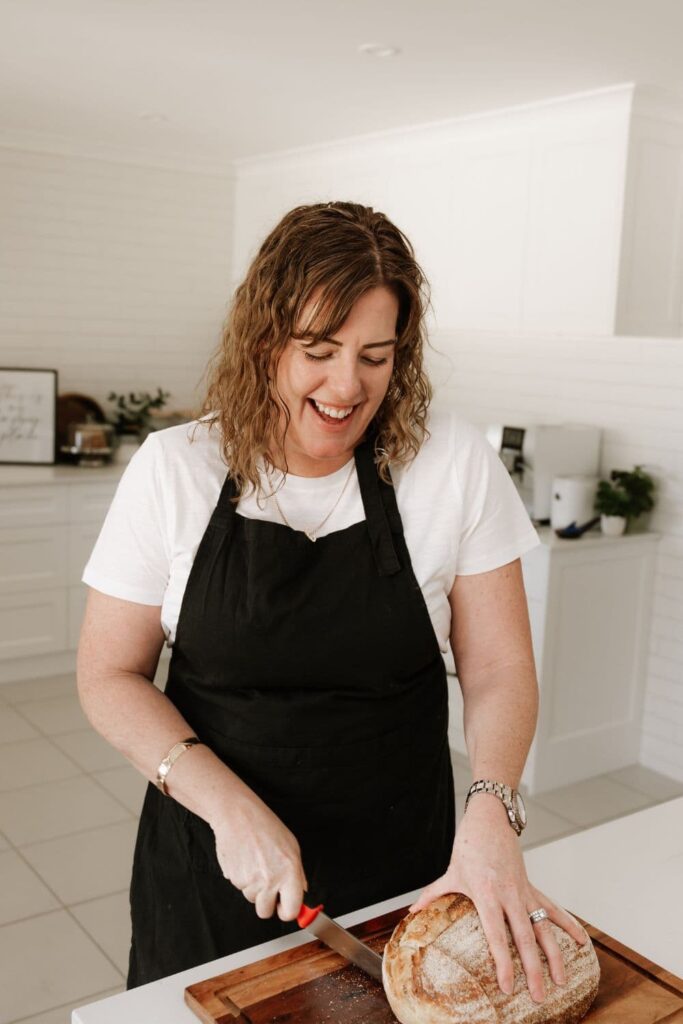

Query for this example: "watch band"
[155,736,201,795]
[464,778,527,835]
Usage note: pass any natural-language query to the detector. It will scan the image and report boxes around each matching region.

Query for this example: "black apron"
[127,435,455,988]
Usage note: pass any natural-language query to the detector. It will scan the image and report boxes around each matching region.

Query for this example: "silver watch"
[464,779,527,836]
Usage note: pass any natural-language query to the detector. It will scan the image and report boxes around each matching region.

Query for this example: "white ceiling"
[2,0,683,170]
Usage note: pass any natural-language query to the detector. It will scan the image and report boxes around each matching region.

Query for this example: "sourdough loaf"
[382,894,600,1024]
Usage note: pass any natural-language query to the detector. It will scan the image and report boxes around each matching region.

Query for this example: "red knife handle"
[297,902,324,928]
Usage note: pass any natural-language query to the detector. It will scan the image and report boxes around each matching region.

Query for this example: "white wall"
[0,147,234,415]
[231,94,683,782]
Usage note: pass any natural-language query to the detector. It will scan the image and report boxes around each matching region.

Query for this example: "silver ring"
[529,908,549,924]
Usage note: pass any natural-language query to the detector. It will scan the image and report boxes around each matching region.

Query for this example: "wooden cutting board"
[185,906,683,1023]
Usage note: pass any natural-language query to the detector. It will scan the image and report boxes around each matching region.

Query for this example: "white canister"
[551,475,599,529]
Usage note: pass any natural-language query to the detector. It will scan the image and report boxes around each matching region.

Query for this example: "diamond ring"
[529,908,549,924]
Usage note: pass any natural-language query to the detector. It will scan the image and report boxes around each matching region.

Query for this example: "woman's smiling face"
[271,285,399,477]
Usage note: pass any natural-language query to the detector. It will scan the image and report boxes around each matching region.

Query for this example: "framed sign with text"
[0,368,58,465]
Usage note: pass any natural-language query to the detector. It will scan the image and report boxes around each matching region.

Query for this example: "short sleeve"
[81,432,170,604]
[453,417,541,575]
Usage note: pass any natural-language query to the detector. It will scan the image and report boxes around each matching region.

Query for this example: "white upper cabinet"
[442,89,632,335]
[615,87,683,337]
[441,84,683,337]
[235,83,683,338]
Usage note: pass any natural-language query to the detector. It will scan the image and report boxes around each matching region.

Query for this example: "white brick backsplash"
[653,596,683,622]
[640,734,683,782]
[648,674,683,704]
[642,711,677,742]
[655,577,683,601]
[654,636,683,663]
[0,146,234,413]
[651,615,683,641]
[650,657,683,687]
[645,692,683,726]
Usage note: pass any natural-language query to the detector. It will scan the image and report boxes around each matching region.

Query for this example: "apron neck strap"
[354,437,402,578]
[208,438,403,579]
[209,467,239,530]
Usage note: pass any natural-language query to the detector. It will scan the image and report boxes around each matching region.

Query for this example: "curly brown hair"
[197,200,433,498]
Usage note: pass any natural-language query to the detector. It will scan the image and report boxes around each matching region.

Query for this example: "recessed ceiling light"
[357,43,401,58]
[139,112,169,124]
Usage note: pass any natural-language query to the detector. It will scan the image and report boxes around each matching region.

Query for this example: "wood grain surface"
[185,906,683,1024]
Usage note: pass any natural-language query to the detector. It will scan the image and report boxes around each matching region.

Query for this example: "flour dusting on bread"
[382,894,600,1024]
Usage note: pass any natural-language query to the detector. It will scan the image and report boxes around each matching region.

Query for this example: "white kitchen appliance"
[486,423,602,523]
[550,475,600,529]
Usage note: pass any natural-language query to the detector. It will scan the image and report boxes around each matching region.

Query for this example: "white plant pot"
[600,514,627,536]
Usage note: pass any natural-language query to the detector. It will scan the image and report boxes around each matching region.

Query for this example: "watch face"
[514,791,527,826]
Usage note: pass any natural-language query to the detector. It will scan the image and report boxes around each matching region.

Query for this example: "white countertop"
[533,523,660,548]
[73,795,683,1023]
[0,462,125,485]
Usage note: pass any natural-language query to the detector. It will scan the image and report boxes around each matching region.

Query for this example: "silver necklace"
[272,460,356,542]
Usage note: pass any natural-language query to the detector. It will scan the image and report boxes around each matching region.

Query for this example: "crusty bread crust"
[382,894,600,1024]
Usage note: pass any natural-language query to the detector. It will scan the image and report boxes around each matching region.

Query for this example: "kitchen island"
[73,795,683,1023]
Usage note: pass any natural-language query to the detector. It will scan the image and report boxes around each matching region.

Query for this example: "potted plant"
[107,388,171,463]
[594,465,656,537]
[611,465,656,534]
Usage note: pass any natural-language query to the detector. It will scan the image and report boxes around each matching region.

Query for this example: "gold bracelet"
[155,736,201,795]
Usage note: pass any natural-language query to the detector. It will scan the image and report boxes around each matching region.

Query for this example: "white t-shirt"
[81,408,541,653]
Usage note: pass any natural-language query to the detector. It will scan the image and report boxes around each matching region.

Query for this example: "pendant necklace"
[272,460,356,542]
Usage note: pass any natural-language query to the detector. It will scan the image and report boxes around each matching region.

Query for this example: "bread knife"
[297,903,384,980]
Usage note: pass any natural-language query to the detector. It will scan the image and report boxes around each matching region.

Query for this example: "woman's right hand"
[210,793,308,922]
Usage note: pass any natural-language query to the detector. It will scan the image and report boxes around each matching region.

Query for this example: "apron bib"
[127,436,455,987]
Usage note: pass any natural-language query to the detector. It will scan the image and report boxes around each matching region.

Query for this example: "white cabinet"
[615,86,683,337]
[0,588,69,661]
[0,525,68,594]
[433,84,683,337]
[446,527,660,796]
[0,465,123,684]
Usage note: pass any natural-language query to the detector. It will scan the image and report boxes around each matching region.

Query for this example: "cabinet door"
[0,486,68,528]
[68,483,118,524]
[69,523,105,586]
[68,585,87,650]
[0,526,68,594]
[0,590,68,661]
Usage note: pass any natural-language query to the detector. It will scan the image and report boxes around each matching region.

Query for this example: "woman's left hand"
[408,797,589,1004]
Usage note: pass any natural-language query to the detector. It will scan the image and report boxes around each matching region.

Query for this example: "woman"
[78,201,588,1002]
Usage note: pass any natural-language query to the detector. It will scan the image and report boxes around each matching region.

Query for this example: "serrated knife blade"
[297,903,384,980]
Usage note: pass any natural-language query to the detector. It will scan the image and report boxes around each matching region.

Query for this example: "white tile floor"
[1,673,682,1024]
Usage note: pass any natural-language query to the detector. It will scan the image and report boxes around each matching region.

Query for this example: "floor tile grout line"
[450,753,683,809]
[603,769,683,801]
[3,812,139,851]
[0,688,81,708]
[7,983,126,1024]
[4,822,135,913]
[67,887,130,911]
[0,741,139,818]
[0,720,133,777]
[41,727,104,776]
[595,771,683,800]
[1,824,72,914]
[86,767,146,817]
[528,772,663,823]
[1,807,137,926]
[64,902,128,982]
[1,825,129,986]
[536,795,665,836]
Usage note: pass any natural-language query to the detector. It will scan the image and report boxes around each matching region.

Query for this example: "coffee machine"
[486,423,602,523]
